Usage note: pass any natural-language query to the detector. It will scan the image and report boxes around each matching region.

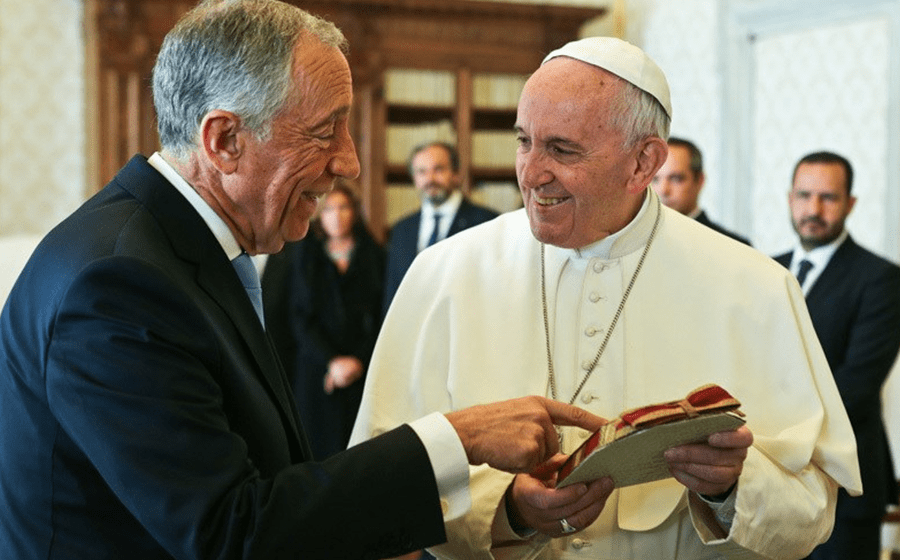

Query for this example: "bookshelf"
[382,69,527,222]
[87,0,606,241]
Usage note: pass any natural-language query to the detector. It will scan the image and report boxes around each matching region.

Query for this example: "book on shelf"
[473,73,528,109]
[470,181,523,214]
[385,120,456,165]
[385,184,420,225]
[384,68,455,106]
[471,131,518,168]
[557,384,746,489]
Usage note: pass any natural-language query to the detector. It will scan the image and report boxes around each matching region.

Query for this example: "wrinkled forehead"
[521,58,623,117]
[528,57,622,94]
[516,60,624,143]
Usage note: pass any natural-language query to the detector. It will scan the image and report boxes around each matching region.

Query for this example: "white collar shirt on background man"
[789,229,848,295]
[417,190,464,252]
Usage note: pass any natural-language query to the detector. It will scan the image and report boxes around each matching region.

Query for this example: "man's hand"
[664,425,753,497]
[445,396,605,473]
[506,454,614,537]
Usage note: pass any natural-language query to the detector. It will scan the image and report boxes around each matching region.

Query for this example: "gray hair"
[608,78,670,149]
[152,0,348,160]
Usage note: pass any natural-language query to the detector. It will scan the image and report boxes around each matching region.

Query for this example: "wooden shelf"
[386,105,455,125]
[471,166,519,183]
[473,108,518,131]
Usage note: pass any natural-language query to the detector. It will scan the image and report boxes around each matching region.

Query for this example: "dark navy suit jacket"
[0,156,444,560]
[383,198,498,312]
[695,210,751,246]
[775,236,900,519]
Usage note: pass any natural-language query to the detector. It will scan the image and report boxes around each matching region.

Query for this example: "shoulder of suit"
[695,213,751,246]
[772,251,793,267]
[459,197,499,216]
[387,212,421,236]
[839,237,900,275]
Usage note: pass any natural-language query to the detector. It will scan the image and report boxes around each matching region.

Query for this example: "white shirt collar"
[790,229,848,293]
[147,152,242,261]
[422,189,464,219]
[418,190,464,251]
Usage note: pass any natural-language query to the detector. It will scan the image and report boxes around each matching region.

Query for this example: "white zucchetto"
[543,37,672,119]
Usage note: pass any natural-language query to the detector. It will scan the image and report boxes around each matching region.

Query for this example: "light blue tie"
[232,252,265,326]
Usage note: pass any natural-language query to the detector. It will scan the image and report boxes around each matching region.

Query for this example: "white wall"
[0,0,86,237]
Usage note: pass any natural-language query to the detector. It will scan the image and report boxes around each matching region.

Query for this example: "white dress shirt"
[417,190,464,252]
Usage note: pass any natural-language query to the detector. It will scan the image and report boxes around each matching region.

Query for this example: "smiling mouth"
[534,194,568,206]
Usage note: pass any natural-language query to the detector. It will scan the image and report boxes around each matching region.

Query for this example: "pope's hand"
[445,396,606,474]
[664,425,753,497]
[506,454,614,537]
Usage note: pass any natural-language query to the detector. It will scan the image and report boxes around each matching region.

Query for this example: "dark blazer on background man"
[383,198,497,311]
[775,236,900,520]
[0,155,444,560]
[695,210,751,246]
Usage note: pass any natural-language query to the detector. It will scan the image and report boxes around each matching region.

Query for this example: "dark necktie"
[426,214,443,247]
[232,252,265,326]
[795,259,813,288]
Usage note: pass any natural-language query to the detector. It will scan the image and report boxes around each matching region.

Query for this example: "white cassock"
[350,189,861,560]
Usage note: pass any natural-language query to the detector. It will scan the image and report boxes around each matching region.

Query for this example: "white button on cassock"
[570,538,591,550]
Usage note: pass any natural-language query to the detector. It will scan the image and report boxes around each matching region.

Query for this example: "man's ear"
[627,136,669,194]
[200,110,244,174]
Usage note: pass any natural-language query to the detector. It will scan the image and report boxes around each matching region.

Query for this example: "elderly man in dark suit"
[775,150,900,560]
[0,2,604,559]
[383,142,498,311]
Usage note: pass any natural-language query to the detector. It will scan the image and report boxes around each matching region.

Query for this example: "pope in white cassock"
[350,37,862,560]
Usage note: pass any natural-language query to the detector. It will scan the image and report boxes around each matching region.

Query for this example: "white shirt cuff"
[409,412,472,522]
[409,412,471,521]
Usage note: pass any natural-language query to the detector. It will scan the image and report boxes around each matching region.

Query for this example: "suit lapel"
[695,211,711,229]
[805,236,856,303]
[404,213,422,253]
[194,260,311,457]
[774,251,793,269]
[395,213,420,266]
[113,156,308,453]
[448,199,471,235]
